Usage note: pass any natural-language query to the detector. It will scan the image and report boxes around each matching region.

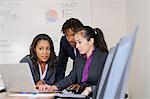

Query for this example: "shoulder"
[96,48,108,55]
[52,57,58,65]
[60,36,70,46]
[61,36,66,41]
[20,55,31,62]
[20,55,32,64]
[94,49,108,60]
[60,36,67,43]
[74,55,85,64]
[47,57,57,68]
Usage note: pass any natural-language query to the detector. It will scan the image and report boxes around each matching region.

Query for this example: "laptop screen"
[0,63,37,93]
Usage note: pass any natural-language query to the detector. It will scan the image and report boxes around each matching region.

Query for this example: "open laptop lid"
[0,63,37,93]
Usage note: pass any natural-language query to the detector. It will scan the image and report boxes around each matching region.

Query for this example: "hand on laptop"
[36,80,45,85]
[67,84,80,93]
[48,85,59,91]
[36,84,50,91]
[36,84,59,91]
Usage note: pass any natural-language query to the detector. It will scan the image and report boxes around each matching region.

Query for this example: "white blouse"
[38,63,48,80]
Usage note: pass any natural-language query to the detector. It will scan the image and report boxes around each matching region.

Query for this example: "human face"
[65,28,76,47]
[35,40,50,63]
[75,31,94,58]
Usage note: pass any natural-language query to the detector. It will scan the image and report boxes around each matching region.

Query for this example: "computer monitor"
[102,26,138,99]
[96,46,118,99]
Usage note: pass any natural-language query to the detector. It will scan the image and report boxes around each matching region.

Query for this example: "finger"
[38,86,42,91]
[68,85,73,88]
[35,85,39,89]
[76,86,80,92]
[44,85,50,91]
[70,85,77,90]
[52,86,57,91]
[47,86,52,91]
[41,85,48,91]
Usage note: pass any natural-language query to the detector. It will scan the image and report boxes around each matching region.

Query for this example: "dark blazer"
[20,55,56,85]
[55,49,108,90]
[55,36,79,82]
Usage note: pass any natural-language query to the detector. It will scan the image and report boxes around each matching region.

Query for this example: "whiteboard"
[0,0,91,63]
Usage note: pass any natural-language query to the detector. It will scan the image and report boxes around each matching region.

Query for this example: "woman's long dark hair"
[75,26,108,52]
[30,34,57,67]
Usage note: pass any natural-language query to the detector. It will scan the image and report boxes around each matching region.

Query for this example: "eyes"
[66,34,74,37]
[77,41,81,44]
[38,47,50,51]
[76,40,82,45]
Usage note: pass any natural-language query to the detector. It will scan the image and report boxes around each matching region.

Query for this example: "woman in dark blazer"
[38,26,108,93]
[54,48,107,90]
[20,34,57,85]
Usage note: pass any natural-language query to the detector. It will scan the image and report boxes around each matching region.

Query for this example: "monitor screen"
[103,26,138,99]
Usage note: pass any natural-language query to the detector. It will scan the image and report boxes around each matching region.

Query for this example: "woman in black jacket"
[20,34,57,86]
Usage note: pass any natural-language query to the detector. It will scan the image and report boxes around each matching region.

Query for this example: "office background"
[0,0,92,63]
[0,0,149,99]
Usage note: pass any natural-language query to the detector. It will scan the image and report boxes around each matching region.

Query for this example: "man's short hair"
[61,18,84,34]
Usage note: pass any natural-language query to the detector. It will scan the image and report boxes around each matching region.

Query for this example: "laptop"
[0,63,86,98]
[0,63,38,93]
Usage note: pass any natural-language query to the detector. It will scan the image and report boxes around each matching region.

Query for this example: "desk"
[0,92,86,99]
[0,92,55,99]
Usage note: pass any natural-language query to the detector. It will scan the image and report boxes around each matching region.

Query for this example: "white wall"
[92,0,149,99]
[91,0,127,49]
[148,1,150,98]
[127,0,149,99]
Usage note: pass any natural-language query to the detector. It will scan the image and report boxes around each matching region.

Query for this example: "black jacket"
[55,49,108,90]
[55,36,79,82]
[20,55,56,85]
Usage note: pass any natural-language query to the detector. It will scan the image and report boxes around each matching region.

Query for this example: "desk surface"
[0,92,55,99]
[0,92,86,99]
